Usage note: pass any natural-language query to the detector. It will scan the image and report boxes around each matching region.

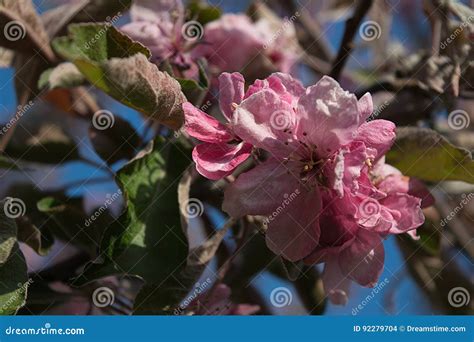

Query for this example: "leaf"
[187,0,221,25]
[52,23,186,129]
[0,154,18,169]
[0,199,18,265]
[386,127,474,184]
[5,120,80,164]
[88,115,143,166]
[75,138,192,284]
[0,200,29,315]
[0,244,29,315]
[16,216,53,256]
[38,62,86,90]
[0,0,55,61]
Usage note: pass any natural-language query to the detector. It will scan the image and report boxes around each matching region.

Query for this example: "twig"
[329,0,374,80]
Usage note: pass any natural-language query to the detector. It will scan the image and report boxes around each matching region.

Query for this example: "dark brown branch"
[329,0,374,80]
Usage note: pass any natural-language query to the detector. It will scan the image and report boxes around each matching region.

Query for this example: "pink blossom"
[183,72,252,180]
[219,74,430,303]
[121,0,196,76]
[192,14,299,77]
[185,284,260,315]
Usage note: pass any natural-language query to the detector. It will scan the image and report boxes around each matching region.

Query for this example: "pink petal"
[322,257,352,305]
[245,73,304,106]
[184,102,233,143]
[265,185,322,261]
[408,178,435,208]
[358,92,373,122]
[380,193,425,234]
[223,159,300,218]
[356,120,396,160]
[219,72,245,120]
[339,229,385,287]
[232,89,297,158]
[193,142,251,180]
[296,76,359,156]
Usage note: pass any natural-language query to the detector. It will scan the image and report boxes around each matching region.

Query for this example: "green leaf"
[38,62,86,90]
[187,0,221,24]
[0,199,18,265]
[0,200,29,315]
[386,127,474,184]
[75,138,191,282]
[0,155,18,169]
[0,244,29,315]
[52,23,185,129]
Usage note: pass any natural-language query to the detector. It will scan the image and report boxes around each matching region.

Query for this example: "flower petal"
[322,257,352,305]
[356,120,395,160]
[219,72,245,120]
[232,89,297,158]
[358,92,373,121]
[265,185,322,261]
[339,230,385,287]
[223,159,300,217]
[380,193,425,234]
[184,102,233,143]
[296,76,359,155]
[193,142,251,180]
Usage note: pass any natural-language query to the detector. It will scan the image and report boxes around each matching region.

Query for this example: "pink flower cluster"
[121,0,298,78]
[184,72,433,305]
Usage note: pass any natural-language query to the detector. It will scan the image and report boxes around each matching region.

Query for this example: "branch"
[329,0,374,80]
